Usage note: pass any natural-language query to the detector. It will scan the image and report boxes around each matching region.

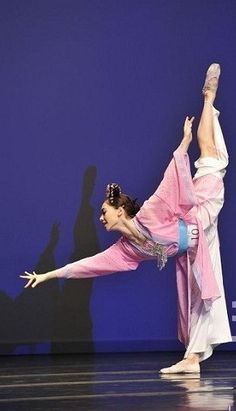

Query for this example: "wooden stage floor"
[0,351,235,410]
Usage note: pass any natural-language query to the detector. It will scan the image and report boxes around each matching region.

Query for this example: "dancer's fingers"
[20,271,38,288]
[24,271,34,276]
[22,271,37,278]
[24,278,35,288]
[185,116,194,123]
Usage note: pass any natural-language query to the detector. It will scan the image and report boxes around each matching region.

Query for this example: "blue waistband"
[178,219,188,255]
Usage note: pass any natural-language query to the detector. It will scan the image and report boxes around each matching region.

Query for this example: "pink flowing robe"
[56,107,232,357]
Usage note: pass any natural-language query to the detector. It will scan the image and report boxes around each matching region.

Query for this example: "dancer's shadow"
[13,223,61,354]
[51,166,100,353]
[0,291,17,354]
[1,166,99,354]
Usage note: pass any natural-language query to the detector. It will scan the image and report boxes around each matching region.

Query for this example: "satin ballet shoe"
[159,361,200,374]
[202,63,221,95]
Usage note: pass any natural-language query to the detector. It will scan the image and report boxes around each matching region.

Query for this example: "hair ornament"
[106,183,121,204]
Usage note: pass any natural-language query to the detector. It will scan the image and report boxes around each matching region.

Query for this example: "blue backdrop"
[0,0,235,354]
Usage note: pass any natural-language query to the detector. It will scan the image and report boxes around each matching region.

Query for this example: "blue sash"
[178,219,188,255]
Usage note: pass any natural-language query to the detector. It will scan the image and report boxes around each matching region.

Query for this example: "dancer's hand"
[179,116,195,153]
[20,271,48,288]
[183,116,195,140]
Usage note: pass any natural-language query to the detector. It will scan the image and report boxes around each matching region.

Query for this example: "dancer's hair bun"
[106,183,121,205]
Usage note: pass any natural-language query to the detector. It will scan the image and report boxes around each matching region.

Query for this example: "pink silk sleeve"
[55,238,142,279]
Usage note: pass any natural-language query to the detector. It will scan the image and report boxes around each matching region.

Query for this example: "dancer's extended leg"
[159,64,221,375]
[197,63,221,158]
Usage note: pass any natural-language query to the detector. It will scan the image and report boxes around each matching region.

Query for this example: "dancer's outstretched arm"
[20,241,141,288]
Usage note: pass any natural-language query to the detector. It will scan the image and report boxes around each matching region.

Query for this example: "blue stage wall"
[0,0,235,354]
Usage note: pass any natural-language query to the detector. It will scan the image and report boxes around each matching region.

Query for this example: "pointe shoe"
[159,361,200,374]
[202,63,221,95]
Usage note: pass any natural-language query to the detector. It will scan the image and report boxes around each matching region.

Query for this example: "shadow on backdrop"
[12,222,61,354]
[0,223,60,354]
[0,291,17,354]
[0,166,99,355]
[51,165,99,354]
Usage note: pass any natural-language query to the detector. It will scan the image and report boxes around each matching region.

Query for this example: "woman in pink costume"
[21,64,232,373]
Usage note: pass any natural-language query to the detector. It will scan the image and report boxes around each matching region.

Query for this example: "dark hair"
[105,183,140,218]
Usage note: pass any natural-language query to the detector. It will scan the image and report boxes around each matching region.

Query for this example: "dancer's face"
[100,201,123,231]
